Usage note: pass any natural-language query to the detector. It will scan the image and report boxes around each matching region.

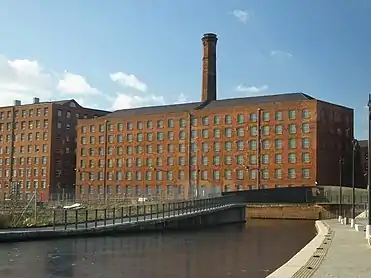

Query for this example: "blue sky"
[0,0,370,138]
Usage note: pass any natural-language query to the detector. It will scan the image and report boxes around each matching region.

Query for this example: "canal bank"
[246,204,337,220]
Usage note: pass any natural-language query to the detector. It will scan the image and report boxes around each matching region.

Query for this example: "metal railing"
[0,196,234,230]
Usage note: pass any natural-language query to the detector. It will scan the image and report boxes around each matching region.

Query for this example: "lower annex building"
[75,32,355,200]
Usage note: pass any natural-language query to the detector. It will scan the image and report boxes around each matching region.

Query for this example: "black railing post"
[85,209,88,229]
[64,209,67,230]
[162,203,165,218]
[113,208,116,225]
[136,205,139,222]
[144,205,146,221]
[95,209,98,227]
[53,210,56,231]
[104,208,107,226]
[121,207,124,223]
[129,206,132,222]
[156,203,159,219]
[150,204,153,220]
[75,210,78,230]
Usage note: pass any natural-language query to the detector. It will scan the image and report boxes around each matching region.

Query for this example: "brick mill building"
[0,98,108,201]
[74,33,355,200]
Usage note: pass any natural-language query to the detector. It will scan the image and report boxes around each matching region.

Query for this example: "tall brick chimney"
[201,33,218,102]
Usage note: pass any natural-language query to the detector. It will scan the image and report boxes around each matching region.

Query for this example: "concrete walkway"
[311,219,371,278]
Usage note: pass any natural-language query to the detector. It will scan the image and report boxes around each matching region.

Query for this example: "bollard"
[75,210,78,230]
[95,209,98,227]
[144,205,146,220]
[121,207,124,223]
[129,206,132,222]
[85,209,88,229]
[64,209,67,230]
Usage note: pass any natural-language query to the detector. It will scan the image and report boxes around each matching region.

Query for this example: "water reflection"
[0,220,315,278]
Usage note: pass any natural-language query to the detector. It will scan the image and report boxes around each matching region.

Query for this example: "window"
[275,139,282,149]
[262,139,270,149]
[250,126,257,136]
[288,153,296,163]
[302,123,310,133]
[275,154,282,164]
[262,112,269,121]
[225,128,232,138]
[202,116,209,126]
[288,168,296,179]
[224,115,232,124]
[302,168,310,179]
[249,113,257,122]
[214,115,221,124]
[275,125,283,135]
[249,140,257,150]
[288,138,296,149]
[262,126,269,136]
[275,169,282,179]
[302,138,310,149]
[275,111,283,121]
[237,127,244,137]
[302,152,310,163]
[289,110,296,120]
[262,169,269,180]
[288,124,296,134]
[302,109,310,119]
[237,114,245,124]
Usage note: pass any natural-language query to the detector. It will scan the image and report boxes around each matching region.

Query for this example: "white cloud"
[231,9,251,24]
[111,93,165,110]
[0,55,101,107]
[236,84,269,95]
[270,50,293,58]
[176,92,189,104]
[57,71,100,95]
[110,72,147,92]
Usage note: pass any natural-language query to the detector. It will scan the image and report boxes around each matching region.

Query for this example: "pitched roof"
[104,92,315,118]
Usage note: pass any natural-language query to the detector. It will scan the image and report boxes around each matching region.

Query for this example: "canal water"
[0,219,315,278]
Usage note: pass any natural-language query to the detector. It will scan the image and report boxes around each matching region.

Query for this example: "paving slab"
[311,219,371,278]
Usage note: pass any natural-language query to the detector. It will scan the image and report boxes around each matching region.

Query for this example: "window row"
[80,123,312,144]
[80,152,312,169]
[0,179,48,189]
[79,168,312,181]
[79,138,312,157]
[0,156,48,166]
[0,120,49,131]
[0,107,49,120]
[0,132,49,144]
[80,109,311,133]
[0,168,48,178]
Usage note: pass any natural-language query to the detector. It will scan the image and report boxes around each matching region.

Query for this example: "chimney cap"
[202,33,218,40]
